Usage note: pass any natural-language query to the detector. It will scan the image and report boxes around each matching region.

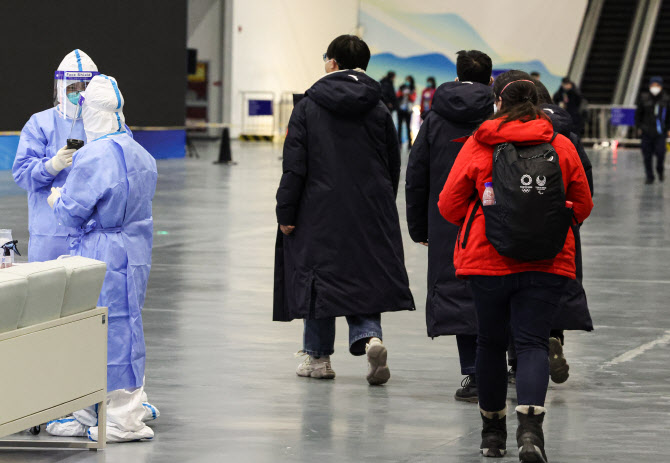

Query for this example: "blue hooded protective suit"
[13,50,131,262]
[53,131,157,391]
[13,109,84,260]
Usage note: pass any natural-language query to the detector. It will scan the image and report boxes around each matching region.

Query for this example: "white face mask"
[650,86,662,96]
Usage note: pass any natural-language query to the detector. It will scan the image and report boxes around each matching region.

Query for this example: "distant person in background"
[406,50,493,404]
[636,76,670,184]
[274,35,414,386]
[553,77,584,136]
[530,71,541,81]
[380,71,398,113]
[397,75,416,147]
[420,76,437,114]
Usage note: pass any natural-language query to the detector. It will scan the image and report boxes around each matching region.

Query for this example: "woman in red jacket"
[438,71,593,462]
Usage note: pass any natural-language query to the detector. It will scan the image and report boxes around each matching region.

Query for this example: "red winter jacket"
[438,118,593,279]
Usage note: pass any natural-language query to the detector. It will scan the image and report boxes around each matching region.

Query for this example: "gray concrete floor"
[0,141,669,462]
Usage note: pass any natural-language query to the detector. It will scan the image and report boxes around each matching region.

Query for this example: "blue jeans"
[470,272,568,411]
[456,334,477,376]
[303,315,382,357]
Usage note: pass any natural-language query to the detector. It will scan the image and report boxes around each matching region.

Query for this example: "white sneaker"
[87,423,154,443]
[366,337,390,385]
[142,402,160,422]
[46,416,88,437]
[296,353,336,379]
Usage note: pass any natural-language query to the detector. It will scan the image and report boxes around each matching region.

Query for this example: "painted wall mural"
[361,0,588,96]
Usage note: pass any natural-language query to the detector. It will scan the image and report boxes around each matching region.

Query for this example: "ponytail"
[491,71,548,127]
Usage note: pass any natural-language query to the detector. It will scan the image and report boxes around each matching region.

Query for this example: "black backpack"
[462,133,574,262]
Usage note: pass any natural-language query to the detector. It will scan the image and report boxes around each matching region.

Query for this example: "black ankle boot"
[455,374,478,403]
[516,406,548,462]
[480,407,507,457]
[549,337,569,384]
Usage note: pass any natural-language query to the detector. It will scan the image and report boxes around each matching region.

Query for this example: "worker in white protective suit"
[45,75,160,443]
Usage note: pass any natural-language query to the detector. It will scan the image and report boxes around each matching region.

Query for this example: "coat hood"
[431,81,494,124]
[540,104,574,135]
[474,118,554,145]
[306,70,381,115]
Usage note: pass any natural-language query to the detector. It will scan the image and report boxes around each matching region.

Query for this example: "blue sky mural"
[360,0,587,95]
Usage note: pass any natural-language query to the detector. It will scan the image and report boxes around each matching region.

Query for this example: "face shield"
[54,70,99,119]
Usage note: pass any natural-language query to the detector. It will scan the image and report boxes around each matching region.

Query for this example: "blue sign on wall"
[611,108,636,126]
[248,100,273,117]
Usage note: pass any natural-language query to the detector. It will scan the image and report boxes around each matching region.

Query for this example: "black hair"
[426,76,436,87]
[530,71,541,78]
[404,75,415,91]
[532,78,552,105]
[491,70,548,126]
[387,71,396,79]
[456,50,492,85]
[325,35,371,71]
[561,77,572,84]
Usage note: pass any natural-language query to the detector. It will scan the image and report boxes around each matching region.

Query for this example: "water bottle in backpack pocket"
[470,133,574,261]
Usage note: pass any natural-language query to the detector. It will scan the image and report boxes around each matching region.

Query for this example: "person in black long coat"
[274,35,414,386]
[405,50,494,402]
[506,80,595,384]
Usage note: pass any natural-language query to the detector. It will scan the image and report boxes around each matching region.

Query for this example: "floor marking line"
[586,278,670,285]
[601,330,670,368]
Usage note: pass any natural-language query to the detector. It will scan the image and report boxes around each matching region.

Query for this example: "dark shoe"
[508,367,517,385]
[480,407,507,457]
[659,172,665,182]
[645,178,655,185]
[549,337,569,384]
[516,406,548,463]
[455,375,478,403]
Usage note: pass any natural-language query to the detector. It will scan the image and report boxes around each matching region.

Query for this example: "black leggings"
[508,329,564,368]
[470,272,567,410]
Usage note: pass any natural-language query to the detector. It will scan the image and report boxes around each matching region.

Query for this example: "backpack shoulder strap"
[550,132,558,143]
[461,200,481,249]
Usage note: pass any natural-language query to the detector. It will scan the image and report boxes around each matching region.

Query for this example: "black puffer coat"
[541,104,594,331]
[406,81,494,337]
[274,70,415,322]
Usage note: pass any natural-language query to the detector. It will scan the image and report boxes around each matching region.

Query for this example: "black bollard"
[214,127,236,165]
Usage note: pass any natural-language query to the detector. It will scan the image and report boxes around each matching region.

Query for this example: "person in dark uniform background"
[636,76,670,184]
[553,77,585,136]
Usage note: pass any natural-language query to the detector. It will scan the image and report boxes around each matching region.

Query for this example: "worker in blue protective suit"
[12,49,132,262]
[45,75,159,443]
